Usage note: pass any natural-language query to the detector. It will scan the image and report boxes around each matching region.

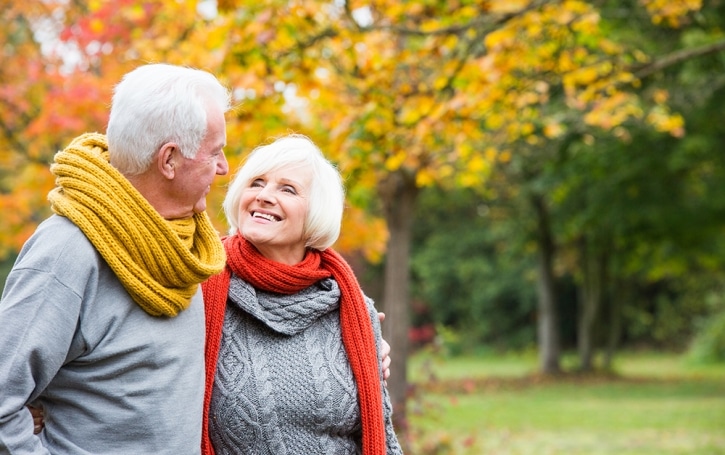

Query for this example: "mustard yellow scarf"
[48,132,226,317]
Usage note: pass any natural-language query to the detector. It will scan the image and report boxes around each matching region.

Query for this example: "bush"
[688,310,725,363]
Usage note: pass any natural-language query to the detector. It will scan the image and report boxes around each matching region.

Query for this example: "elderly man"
[0,63,230,454]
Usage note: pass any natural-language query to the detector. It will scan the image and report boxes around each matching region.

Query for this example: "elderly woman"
[201,134,403,455]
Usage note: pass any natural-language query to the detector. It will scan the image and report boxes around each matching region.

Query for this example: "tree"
[555,0,725,370]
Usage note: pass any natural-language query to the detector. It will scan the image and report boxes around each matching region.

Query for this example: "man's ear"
[157,142,179,179]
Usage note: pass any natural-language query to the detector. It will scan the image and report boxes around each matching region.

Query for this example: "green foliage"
[688,311,725,363]
[687,285,725,363]
[410,186,537,350]
[619,277,715,350]
[0,255,16,292]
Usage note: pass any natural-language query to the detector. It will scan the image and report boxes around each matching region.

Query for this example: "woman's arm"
[369,301,404,454]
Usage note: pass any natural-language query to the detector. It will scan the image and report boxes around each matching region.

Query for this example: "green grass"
[406,349,725,454]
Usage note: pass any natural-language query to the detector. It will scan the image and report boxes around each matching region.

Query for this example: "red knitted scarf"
[201,234,386,455]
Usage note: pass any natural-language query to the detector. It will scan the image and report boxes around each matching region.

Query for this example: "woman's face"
[238,163,312,265]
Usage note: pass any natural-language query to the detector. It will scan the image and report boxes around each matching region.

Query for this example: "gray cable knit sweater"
[208,274,403,455]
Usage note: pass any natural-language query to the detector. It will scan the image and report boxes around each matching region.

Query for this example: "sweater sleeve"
[0,261,83,454]
[365,296,405,455]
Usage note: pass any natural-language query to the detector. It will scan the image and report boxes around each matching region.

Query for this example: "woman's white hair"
[107,63,231,175]
[224,134,345,251]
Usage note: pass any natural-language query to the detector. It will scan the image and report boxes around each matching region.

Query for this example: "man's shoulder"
[15,215,103,274]
[36,214,87,235]
[30,214,95,248]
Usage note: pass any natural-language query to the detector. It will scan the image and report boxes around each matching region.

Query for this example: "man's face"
[172,105,228,217]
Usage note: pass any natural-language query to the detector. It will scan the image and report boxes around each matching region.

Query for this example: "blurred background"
[1,0,724,453]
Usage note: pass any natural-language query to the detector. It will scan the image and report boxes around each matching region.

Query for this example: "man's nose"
[217,152,229,175]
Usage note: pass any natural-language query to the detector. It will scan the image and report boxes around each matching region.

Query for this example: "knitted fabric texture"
[201,234,386,455]
[48,132,226,317]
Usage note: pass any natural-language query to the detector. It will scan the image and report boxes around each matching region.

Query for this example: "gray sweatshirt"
[0,215,206,454]
[208,274,403,455]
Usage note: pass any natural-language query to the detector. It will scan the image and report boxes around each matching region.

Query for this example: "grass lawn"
[406,350,725,454]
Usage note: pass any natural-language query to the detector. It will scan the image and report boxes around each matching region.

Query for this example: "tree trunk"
[603,278,623,369]
[577,237,607,372]
[378,170,418,436]
[531,194,561,374]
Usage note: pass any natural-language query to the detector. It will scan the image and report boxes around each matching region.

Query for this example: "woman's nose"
[256,185,275,203]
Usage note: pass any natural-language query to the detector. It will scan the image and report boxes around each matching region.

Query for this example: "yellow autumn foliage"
[641,0,702,28]
[0,0,705,259]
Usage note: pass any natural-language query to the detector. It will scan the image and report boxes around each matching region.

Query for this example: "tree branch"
[632,39,725,79]
[360,0,554,37]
